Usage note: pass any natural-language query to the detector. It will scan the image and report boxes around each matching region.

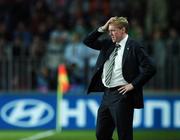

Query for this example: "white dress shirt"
[102,35,129,88]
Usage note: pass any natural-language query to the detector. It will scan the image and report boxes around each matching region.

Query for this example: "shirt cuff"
[98,27,105,32]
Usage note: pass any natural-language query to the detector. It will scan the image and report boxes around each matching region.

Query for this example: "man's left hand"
[118,83,134,95]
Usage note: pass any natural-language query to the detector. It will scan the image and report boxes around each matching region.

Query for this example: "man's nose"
[109,32,113,36]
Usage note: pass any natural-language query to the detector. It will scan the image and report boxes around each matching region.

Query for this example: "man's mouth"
[111,37,115,40]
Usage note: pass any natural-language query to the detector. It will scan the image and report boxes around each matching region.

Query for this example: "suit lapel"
[102,38,131,66]
[122,37,131,66]
[104,43,116,62]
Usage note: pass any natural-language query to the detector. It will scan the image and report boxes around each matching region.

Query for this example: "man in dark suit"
[83,17,156,140]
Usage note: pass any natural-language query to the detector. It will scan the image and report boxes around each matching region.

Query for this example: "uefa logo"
[0,99,54,128]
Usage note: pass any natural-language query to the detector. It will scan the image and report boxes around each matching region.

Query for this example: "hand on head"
[101,17,118,31]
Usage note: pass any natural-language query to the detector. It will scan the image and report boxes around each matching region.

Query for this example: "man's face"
[108,24,124,43]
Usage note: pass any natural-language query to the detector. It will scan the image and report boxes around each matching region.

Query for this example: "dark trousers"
[96,88,134,140]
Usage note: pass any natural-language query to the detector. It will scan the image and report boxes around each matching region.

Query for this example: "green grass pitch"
[0,130,179,140]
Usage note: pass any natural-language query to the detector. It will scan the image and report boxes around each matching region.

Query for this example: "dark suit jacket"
[83,29,156,108]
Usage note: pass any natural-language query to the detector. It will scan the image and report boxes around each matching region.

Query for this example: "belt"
[105,85,124,92]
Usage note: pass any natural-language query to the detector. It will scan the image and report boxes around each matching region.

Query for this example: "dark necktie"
[105,44,121,85]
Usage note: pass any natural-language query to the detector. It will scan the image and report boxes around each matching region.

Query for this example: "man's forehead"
[108,25,120,30]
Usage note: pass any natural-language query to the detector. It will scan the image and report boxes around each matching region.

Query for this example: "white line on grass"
[19,130,55,140]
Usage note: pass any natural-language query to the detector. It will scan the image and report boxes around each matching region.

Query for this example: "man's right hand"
[100,17,118,31]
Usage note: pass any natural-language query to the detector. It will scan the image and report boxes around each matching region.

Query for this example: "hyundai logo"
[0,99,54,127]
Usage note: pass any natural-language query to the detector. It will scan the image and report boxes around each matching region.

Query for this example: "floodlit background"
[0,0,180,140]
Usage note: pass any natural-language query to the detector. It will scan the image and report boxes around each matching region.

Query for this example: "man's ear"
[122,27,126,33]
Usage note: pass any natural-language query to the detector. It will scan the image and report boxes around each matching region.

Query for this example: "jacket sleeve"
[83,29,104,50]
[131,43,156,89]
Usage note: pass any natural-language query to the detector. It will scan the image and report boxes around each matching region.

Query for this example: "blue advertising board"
[0,94,57,129]
[0,93,179,130]
[61,95,180,130]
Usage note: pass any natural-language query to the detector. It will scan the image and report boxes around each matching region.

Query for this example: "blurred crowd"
[0,0,180,92]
